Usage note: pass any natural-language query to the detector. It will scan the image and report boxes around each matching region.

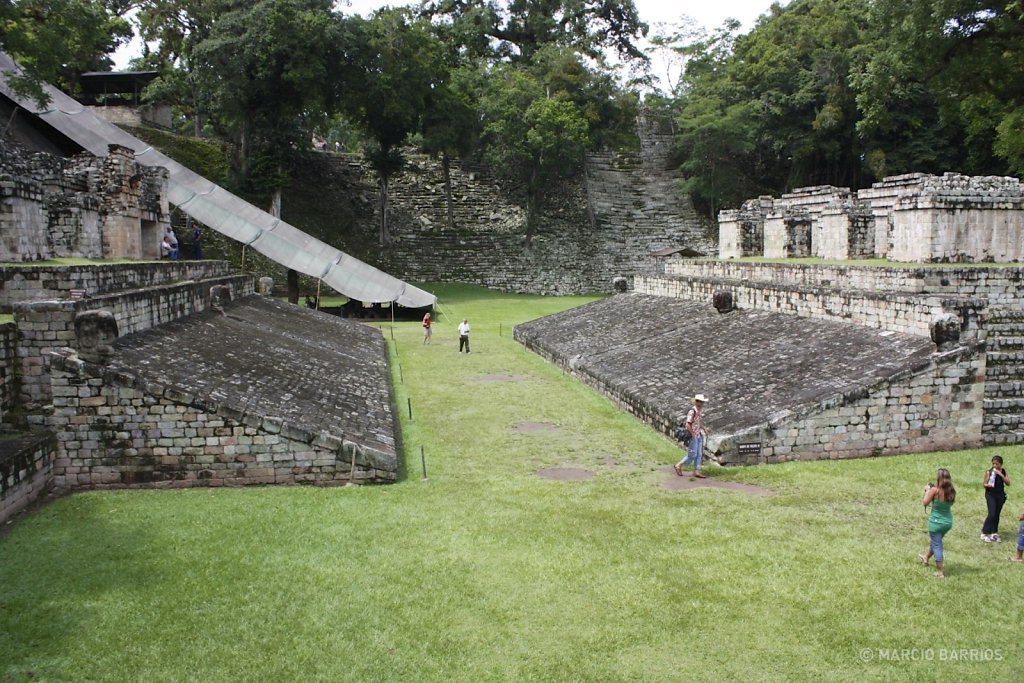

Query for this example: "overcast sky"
[335,0,787,29]
[114,1,789,69]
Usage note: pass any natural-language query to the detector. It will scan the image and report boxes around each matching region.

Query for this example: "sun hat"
[693,394,709,403]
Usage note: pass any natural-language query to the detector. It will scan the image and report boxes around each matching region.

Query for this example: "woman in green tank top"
[919,468,956,578]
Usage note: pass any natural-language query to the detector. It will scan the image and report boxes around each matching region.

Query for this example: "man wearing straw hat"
[674,394,709,479]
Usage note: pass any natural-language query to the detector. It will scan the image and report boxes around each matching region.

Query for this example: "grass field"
[1,283,1022,682]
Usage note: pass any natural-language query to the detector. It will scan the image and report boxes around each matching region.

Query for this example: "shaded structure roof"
[78,71,158,105]
[515,293,936,430]
[111,296,397,455]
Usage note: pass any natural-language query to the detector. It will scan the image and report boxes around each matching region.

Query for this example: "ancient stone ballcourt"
[5,92,1024,525]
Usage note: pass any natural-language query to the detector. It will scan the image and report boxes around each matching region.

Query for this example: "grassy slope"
[1,283,1022,682]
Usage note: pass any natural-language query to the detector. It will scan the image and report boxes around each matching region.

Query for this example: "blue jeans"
[680,435,704,470]
[929,531,947,563]
[1017,520,1024,552]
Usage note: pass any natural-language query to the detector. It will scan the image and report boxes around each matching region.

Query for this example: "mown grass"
[2,282,1022,682]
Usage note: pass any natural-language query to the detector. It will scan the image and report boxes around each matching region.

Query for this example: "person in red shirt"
[422,312,432,344]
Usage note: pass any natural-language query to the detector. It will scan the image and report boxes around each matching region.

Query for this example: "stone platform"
[47,295,398,489]
[112,295,396,455]
[515,293,980,464]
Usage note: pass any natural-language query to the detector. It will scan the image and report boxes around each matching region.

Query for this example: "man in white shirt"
[458,319,471,353]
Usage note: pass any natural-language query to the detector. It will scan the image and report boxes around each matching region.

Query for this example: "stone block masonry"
[0,142,170,261]
[0,260,238,311]
[721,172,1024,263]
[515,292,984,465]
[635,272,986,340]
[354,111,714,295]
[0,431,57,525]
[13,271,254,410]
[0,322,17,424]
[46,296,399,489]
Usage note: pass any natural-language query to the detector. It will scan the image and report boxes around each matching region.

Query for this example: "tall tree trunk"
[270,191,297,303]
[287,269,299,304]
[269,188,282,222]
[442,153,455,230]
[582,158,596,231]
[525,170,538,250]
[239,117,251,178]
[379,174,390,245]
[190,80,202,138]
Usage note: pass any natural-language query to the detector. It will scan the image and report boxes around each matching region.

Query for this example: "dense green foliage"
[0,0,131,103]
[669,0,1024,216]
[3,0,1021,225]
[2,284,1022,681]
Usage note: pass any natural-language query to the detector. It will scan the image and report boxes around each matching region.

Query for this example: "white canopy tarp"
[0,52,436,308]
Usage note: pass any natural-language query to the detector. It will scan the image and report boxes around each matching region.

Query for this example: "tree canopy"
[3,0,1022,227]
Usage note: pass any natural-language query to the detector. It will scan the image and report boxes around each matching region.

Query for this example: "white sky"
[114,0,790,91]
[334,0,786,28]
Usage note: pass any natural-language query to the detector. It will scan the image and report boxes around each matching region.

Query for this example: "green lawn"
[2,283,1022,681]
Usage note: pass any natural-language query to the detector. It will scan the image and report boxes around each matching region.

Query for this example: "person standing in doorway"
[192,224,203,259]
[981,455,1010,542]
[458,318,471,353]
[422,312,432,344]
[919,468,956,578]
[674,393,709,479]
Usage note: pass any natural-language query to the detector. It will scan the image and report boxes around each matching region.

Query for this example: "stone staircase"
[983,308,1024,444]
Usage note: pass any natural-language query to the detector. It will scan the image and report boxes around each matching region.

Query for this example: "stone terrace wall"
[635,272,984,339]
[726,346,985,464]
[365,112,711,294]
[48,351,394,489]
[662,260,1024,307]
[0,432,56,525]
[0,142,170,261]
[13,273,254,411]
[0,322,16,423]
[0,261,237,311]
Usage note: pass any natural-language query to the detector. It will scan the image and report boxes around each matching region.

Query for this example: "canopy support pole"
[315,280,322,310]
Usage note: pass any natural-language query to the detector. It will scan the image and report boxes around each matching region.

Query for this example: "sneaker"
[992,534,1002,543]
[982,534,993,543]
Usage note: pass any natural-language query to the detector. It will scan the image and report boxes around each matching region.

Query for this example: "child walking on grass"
[919,468,956,578]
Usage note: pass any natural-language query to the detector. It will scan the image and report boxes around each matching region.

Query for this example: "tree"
[132,0,226,136]
[338,8,447,244]
[420,0,649,63]
[188,0,339,196]
[480,65,589,246]
[419,70,480,230]
[855,0,1024,175]
[0,0,131,104]
[667,0,878,216]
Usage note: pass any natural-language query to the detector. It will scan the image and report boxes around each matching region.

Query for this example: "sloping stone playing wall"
[46,295,398,489]
[515,292,983,465]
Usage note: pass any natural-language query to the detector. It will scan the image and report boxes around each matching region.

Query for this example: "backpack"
[673,426,692,446]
